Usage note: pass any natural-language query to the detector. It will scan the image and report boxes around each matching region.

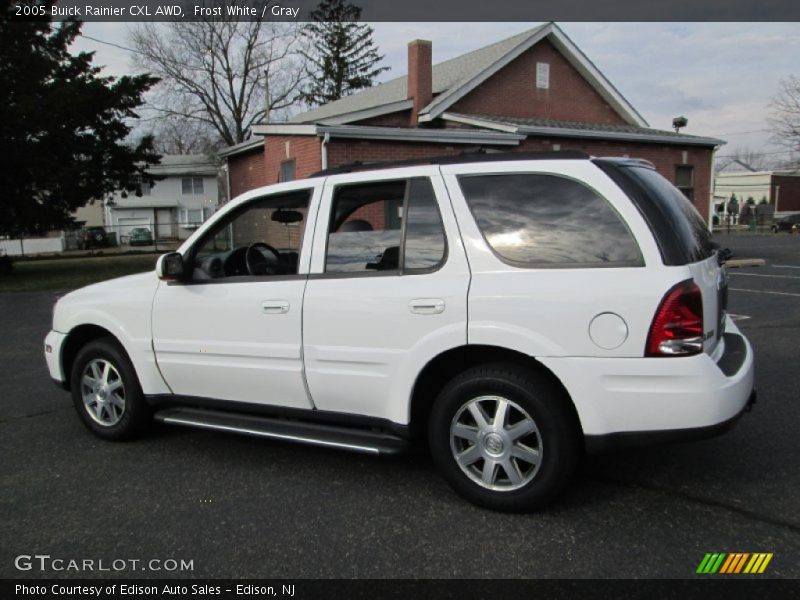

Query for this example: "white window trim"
[182,207,205,229]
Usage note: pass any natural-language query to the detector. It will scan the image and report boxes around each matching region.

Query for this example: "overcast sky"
[71,22,800,162]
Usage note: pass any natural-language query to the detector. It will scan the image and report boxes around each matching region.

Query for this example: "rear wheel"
[429,364,580,511]
[70,338,149,440]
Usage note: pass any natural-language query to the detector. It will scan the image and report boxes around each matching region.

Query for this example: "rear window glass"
[621,166,714,263]
[458,173,643,267]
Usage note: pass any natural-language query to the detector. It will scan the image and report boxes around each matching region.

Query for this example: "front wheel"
[429,364,580,511]
[70,338,150,441]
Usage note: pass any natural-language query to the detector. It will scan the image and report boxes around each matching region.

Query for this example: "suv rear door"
[441,159,671,359]
[301,167,470,424]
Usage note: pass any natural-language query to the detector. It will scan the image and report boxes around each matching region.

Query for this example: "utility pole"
[264,71,270,123]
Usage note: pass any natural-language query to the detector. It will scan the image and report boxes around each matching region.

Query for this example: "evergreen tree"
[0,1,160,237]
[299,0,390,106]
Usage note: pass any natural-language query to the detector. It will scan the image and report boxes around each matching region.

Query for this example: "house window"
[280,160,296,182]
[182,177,204,195]
[675,165,694,201]
[131,175,151,196]
[185,208,204,226]
[536,62,550,89]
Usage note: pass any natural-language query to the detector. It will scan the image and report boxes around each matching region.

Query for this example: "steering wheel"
[245,242,282,276]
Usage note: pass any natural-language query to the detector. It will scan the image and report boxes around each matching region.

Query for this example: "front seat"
[338,219,373,232]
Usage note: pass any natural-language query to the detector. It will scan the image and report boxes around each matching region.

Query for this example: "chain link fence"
[1,222,190,257]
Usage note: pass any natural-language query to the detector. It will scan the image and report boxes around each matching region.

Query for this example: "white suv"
[44,152,755,511]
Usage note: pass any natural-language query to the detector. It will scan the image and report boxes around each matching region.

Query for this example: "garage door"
[118,217,151,242]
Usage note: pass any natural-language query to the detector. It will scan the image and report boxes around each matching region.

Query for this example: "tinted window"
[326,181,405,273]
[623,166,714,263]
[325,178,446,274]
[403,178,446,271]
[459,174,643,267]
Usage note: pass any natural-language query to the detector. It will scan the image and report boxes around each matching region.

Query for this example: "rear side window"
[626,166,713,263]
[325,177,447,274]
[594,160,714,265]
[458,173,643,268]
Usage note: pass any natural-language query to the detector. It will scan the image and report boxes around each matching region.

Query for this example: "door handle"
[409,298,445,315]
[261,300,290,314]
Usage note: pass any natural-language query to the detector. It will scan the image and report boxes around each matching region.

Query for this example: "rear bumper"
[584,389,756,453]
[540,315,755,453]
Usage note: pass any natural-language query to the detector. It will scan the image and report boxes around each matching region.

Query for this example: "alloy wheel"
[450,395,542,491]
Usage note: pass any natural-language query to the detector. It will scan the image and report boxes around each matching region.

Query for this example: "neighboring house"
[221,22,724,224]
[72,199,105,227]
[715,169,800,216]
[104,155,219,242]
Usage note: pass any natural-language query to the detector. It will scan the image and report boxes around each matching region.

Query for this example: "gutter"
[251,123,525,146]
[515,125,725,147]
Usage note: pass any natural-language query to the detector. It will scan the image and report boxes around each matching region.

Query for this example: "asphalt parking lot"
[1,233,798,579]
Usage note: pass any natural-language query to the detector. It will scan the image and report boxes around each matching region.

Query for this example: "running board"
[153,407,408,455]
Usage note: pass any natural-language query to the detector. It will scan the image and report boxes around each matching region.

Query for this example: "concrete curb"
[726,258,766,268]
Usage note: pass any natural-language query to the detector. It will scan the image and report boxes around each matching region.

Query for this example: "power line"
[80,34,141,56]
[717,149,796,158]
[710,129,771,136]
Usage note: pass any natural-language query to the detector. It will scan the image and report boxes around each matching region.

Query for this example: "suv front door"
[151,184,320,409]
[302,168,470,424]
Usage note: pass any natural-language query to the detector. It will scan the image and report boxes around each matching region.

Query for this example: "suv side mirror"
[156,252,186,282]
[717,248,733,265]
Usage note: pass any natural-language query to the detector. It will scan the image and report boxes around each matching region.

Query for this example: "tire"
[428,364,580,512]
[70,338,150,441]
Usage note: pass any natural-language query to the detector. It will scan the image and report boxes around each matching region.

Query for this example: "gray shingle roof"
[148,155,217,176]
[461,114,724,146]
[290,26,546,124]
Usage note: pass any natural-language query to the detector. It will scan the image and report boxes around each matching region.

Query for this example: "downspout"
[224,160,232,204]
[321,132,330,171]
[709,144,720,230]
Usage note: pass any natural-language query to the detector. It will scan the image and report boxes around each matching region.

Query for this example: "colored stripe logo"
[697,553,773,574]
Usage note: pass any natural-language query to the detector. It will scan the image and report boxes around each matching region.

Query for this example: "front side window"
[191,190,310,280]
[459,173,643,267]
[324,177,446,274]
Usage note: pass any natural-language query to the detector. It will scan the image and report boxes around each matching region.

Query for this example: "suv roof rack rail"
[311,150,590,177]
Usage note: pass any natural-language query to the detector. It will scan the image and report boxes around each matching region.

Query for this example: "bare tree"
[769,75,800,154]
[139,96,221,155]
[129,18,307,147]
[716,147,773,173]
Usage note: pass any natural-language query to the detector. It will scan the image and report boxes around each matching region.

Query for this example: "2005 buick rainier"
[44,152,755,511]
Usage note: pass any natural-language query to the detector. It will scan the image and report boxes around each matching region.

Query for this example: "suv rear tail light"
[646,279,703,357]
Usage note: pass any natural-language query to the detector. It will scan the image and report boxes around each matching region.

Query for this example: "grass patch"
[0,254,158,293]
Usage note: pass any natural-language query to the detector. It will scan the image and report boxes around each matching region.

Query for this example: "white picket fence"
[0,236,65,256]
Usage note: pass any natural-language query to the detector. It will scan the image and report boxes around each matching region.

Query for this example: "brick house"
[222,23,724,223]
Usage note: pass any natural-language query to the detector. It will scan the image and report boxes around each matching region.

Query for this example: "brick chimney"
[407,40,432,126]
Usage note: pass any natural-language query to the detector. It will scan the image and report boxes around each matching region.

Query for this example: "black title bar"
[9,0,800,22]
